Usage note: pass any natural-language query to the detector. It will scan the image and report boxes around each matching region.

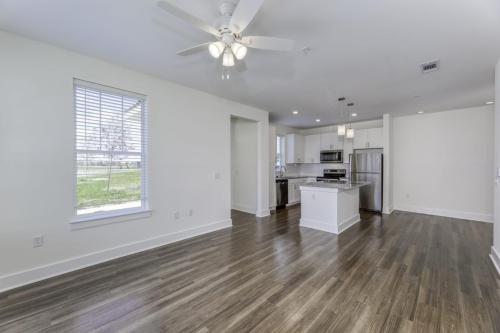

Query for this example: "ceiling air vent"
[420,60,440,73]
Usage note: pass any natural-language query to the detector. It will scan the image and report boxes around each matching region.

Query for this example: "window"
[74,79,148,219]
[276,135,285,167]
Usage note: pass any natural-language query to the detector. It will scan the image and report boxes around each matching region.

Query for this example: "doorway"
[230,116,258,214]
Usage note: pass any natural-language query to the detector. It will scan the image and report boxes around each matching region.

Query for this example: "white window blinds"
[74,79,147,216]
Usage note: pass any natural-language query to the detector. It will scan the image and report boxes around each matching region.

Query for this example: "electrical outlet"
[174,211,180,220]
[188,209,194,217]
[33,236,44,248]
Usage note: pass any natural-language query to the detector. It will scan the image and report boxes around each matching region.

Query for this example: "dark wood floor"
[1,206,500,332]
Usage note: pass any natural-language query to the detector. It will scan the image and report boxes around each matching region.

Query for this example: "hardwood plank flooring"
[1,207,499,332]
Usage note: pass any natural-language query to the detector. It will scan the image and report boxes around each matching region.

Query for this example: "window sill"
[70,208,152,230]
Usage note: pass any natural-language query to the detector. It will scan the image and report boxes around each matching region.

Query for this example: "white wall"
[492,60,500,273]
[0,31,269,291]
[383,114,394,214]
[231,117,258,214]
[269,125,277,210]
[393,105,494,222]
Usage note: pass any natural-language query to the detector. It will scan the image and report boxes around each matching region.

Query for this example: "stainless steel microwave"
[320,150,343,163]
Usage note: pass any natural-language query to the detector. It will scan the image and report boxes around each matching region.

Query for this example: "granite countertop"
[300,181,369,192]
[275,175,319,180]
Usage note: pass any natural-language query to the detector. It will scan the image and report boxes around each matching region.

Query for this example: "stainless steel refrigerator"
[350,148,383,212]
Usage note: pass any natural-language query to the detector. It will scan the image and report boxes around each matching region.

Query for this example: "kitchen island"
[299,181,368,235]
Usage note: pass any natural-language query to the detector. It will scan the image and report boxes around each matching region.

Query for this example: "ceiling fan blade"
[241,36,295,51]
[229,0,265,33]
[157,1,220,37]
[177,43,211,56]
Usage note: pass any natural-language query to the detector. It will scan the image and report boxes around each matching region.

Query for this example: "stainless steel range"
[316,169,347,182]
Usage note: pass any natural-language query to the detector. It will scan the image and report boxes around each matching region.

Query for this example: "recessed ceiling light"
[351,113,358,117]
[417,110,424,114]
[486,101,495,105]
[315,119,321,122]
[292,110,299,115]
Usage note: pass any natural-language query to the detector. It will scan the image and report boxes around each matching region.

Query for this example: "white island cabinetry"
[299,182,367,234]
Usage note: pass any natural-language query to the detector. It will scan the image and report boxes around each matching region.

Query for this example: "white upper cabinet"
[285,127,382,164]
[352,130,367,149]
[353,128,383,149]
[342,138,353,161]
[286,134,305,164]
[320,132,338,151]
[366,128,383,148]
[305,134,321,163]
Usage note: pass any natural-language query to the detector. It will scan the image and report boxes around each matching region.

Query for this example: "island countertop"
[300,181,369,193]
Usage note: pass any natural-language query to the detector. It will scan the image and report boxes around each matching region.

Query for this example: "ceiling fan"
[157,0,295,68]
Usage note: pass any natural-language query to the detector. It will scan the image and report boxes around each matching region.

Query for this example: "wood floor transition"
[1,206,499,332]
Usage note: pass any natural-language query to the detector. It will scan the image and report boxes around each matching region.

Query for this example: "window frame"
[71,79,150,224]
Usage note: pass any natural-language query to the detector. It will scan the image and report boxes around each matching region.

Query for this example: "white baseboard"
[383,207,394,215]
[257,209,271,218]
[490,247,500,276]
[300,217,338,234]
[394,204,493,223]
[0,219,232,293]
[231,203,257,215]
[338,214,361,233]
[300,215,360,235]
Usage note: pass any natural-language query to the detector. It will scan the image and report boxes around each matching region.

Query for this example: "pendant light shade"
[209,42,225,59]
[346,128,354,139]
[337,97,346,137]
[222,49,235,67]
[231,43,247,60]
[337,124,346,136]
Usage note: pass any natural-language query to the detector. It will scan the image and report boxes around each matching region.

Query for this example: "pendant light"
[209,42,225,59]
[346,102,355,139]
[222,48,235,67]
[337,97,346,136]
[231,43,247,60]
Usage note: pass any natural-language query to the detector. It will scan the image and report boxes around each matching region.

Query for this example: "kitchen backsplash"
[284,163,350,177]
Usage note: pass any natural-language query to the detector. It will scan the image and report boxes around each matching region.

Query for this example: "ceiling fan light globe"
[346,128,355,139]
[337,124,346,136]
[231,43,247,60]
[222,50,235,67]
[209,42,224,58]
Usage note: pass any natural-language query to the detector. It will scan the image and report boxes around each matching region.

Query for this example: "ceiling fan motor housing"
[217,1,238,35]
[219,1,236,17]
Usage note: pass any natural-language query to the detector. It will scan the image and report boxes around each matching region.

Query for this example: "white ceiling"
[1,0,500,128]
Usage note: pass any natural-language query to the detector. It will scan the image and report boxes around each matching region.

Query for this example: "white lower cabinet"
[288,178,317,205]
[288,182,296,204]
